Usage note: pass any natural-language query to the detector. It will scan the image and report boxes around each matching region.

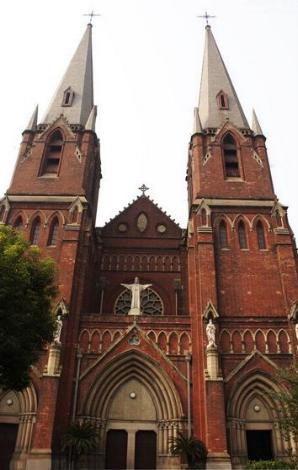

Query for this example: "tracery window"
[115,287,164,315]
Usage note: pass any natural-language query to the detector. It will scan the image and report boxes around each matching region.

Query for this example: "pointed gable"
[101,195,183,239]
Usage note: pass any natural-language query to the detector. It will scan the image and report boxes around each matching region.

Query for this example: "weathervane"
[139,184,149,196]
[197,11,216,26]
[83,10,101,24]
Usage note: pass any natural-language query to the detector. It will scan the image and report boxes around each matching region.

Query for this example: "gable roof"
[100,195,183,239]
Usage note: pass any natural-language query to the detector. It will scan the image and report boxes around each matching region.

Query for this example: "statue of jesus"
[121,277,152,315]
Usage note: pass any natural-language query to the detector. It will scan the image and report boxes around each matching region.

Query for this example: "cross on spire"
[139,184,149,196]
[83,10,101,25]
[197,11,216,26]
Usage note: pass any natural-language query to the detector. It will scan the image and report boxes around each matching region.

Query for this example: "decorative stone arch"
[29,210,46,226]
[0,383,37,469]
[81,350,184,469]
[197,199,211,228]
[227,372,292,467]
[9,210,29,228]
[251,214,271,231]
[277,329,291,354]
[213,213,233,230]
[45,210,65,227]
[69,196,84,224]
[231,214,251,231]
[203,300,219,322]
[54,298,69,317]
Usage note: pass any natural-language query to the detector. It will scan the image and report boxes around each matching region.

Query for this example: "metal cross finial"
[83,10,101,24]
[197,11,216,26]
[139,184,149,196]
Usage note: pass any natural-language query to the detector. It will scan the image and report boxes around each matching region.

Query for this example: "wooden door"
[0,423,18,470]
[134,430,157,470]
[105,429,128,469]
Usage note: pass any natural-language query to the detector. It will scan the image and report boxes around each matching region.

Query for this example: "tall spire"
[198,25,248,130]
[43,24,94,127]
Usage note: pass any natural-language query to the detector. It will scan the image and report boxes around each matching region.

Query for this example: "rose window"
[115,287,164,315]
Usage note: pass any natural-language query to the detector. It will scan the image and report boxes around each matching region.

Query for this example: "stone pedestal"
[206,345,219,379]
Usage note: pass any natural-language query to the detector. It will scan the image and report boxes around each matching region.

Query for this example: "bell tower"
[0,23,101,470]
[187,25,298,469]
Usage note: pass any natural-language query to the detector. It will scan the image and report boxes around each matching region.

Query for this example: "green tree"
[0,225,57,390]
[170,432,208,469]
[273,364,298,440]
[62,421,98,468]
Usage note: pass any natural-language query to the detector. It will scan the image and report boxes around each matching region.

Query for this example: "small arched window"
[30,217,41,245]
[62,87,74,107]
[42,130,63,175]
[256,221,266,249]
[238,221,247,249]
[48,218,59,246]
[223,134,240,178]
[217,91,229,110]
[14,216,23,231]
[219,221,228,248]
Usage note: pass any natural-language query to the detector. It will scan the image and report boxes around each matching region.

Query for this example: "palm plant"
[170,432,208,469]
[62,421,98,469]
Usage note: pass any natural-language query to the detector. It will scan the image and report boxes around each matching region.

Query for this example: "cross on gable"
[139,184,149,196]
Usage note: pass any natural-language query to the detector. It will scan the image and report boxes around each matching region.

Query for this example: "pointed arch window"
[256,221,266,249]
[223,134,240,177]
[30,217,41,245]
[62,87,74,107]
[238,221,247,249]
[219,220,228,248]
[14,216,23,231]
[42,130,63,175]
[217,90,229,110]
[48,218,59,246]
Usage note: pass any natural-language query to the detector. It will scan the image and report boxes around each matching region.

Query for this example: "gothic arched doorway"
[227,373,293,467]
[82,351,184,469]
[0,385,37,470]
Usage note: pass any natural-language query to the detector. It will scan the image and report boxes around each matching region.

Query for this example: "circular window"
[118,223,128,232]
[157,224,167,233]
[115,287,164,315]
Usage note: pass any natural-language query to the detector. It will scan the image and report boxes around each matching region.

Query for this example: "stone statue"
[121,277,152,315]
[206,318,216,348]
[54,315,63,344]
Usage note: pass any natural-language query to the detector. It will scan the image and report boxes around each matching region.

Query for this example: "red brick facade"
[1,24,298,470]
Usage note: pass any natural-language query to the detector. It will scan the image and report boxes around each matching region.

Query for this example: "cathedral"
[1,19,298,470]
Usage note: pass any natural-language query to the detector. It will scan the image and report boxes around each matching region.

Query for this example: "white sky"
[0,0,297,238]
